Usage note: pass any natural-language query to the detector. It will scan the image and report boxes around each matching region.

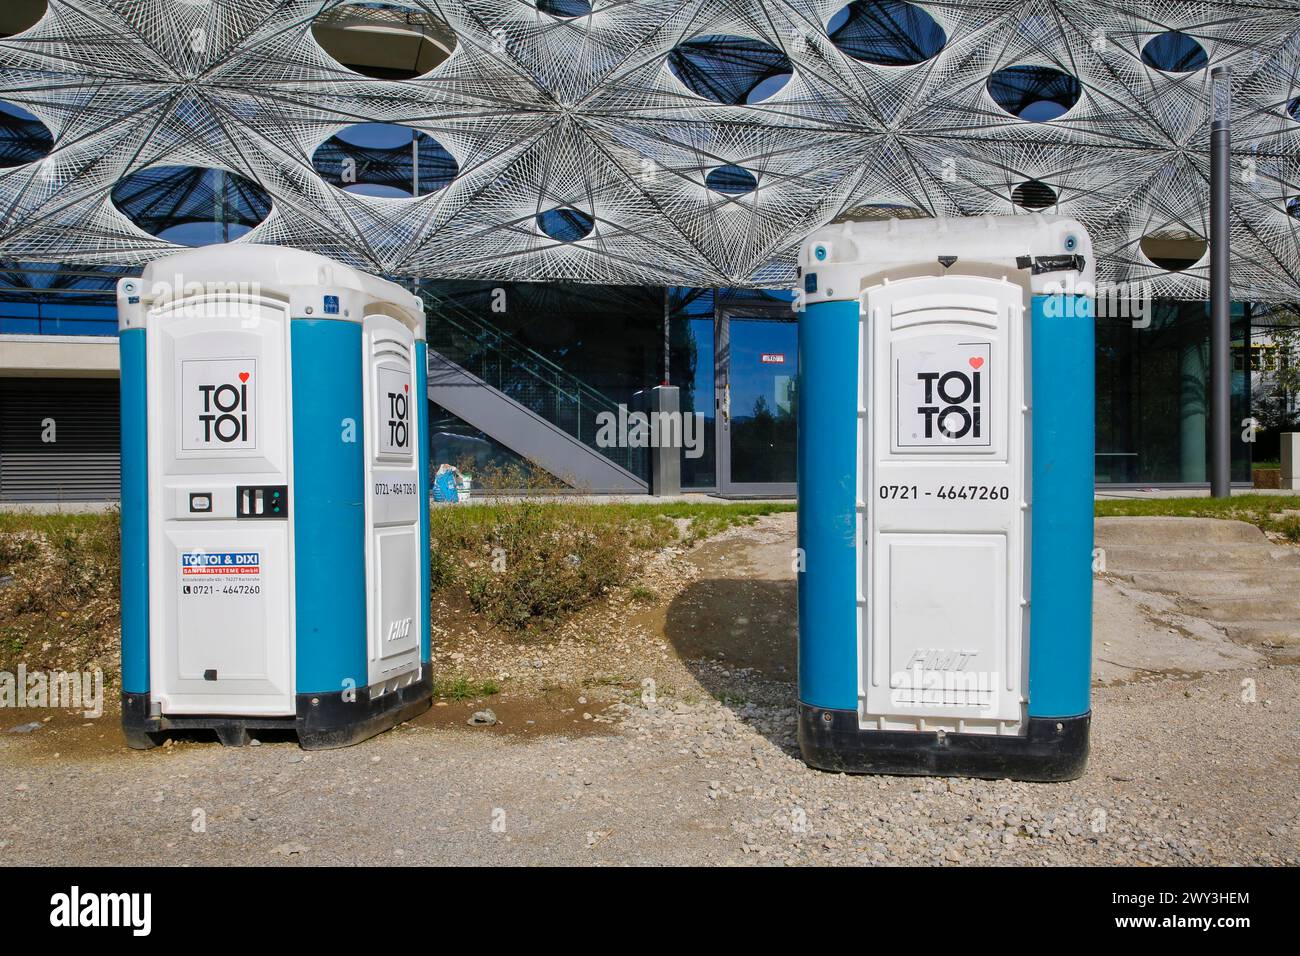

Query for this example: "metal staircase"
[419,287,649,493]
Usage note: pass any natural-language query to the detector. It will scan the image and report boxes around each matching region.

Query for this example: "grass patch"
[0,510,121,676]
[430,500,793,629]
[1278,516,1300,543]
[591,500,796,547]
[431,675,500,701]
[1095,494,1300,540]
[429,501,656,629]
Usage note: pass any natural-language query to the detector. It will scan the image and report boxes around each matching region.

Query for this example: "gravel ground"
[2,514,1297,866]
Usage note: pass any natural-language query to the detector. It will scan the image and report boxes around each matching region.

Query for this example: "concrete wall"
[0,335,118,378]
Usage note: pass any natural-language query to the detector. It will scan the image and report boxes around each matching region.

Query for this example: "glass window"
[1095,300,1250,484]
[671,308,715,488]
[428,402,539,478]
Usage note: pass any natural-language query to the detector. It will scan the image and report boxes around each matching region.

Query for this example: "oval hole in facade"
[705,164,758,195]
[312,2,456,80]
[827,1,945,67]
[1141,31,1209,74]
[0,1,47,39]
[537,207,595,241]
[1140,230,1208,271]
[111,165,272,246]
[0,101,54,168]
[988,65,1081,121]
[537,0,592,17]
[313,122,458,198]
[1012,179,1057,210]
[668,35,794,105]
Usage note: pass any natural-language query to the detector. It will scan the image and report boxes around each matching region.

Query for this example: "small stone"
[468,709,497,727]
[6,722,42,734]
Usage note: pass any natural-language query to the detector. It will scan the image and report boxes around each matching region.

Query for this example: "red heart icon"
[968,357,984,370]
[238,372,250,382]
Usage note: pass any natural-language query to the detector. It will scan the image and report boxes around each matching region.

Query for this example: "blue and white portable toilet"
[116,244,433,749]
[795,216,1094,781]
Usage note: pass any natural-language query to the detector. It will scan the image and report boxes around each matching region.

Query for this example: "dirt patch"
[3,706,127,760]
[413,688,618,739]
[664,578,796,680]
[1092,576,1264,684]
[2,685,617,762]
[663,514,798,680]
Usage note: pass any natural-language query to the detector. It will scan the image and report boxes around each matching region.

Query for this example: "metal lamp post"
[1209,66,1232,498]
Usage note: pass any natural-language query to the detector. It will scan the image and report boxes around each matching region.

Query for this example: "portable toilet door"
[144,283,296,721]
[362,312,423,694]
[862,272,1029,728]
[794,215,1095,782]
[117,244,433,749]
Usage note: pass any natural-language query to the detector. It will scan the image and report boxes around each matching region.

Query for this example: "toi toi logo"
[916,356,984,441]
[896,341,991,449]
[387,389,409,448]
[378,366,412,455]
[196,371,251,444]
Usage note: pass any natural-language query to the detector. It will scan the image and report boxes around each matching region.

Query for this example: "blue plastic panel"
[1028,294,1094,718]
[291,319,368,695]
[416,340,431,665]
[796,299,860,710]
[119,329,150,694]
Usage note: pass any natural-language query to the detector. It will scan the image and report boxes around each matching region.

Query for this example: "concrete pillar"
[1282,433,1300,491]
[1180,337,1208,483]
[647,385,681,497]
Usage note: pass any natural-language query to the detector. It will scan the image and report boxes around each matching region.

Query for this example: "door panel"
[149,297,294,716]
[861,276,1028,729]
[363,314,422,690]
[718,316,797,496]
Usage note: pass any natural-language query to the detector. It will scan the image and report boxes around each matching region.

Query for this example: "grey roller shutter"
[0,377,120,502]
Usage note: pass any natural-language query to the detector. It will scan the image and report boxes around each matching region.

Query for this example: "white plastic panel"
[860,275,1028,732]
[168,526,291,706]
[880,534,1004,711]
[148,296,294,716]
[362,314,422,691]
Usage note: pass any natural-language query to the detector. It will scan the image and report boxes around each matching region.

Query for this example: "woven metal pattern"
[0,1,1298,299]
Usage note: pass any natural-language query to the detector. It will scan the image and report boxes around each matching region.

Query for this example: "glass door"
[716,314,797,497]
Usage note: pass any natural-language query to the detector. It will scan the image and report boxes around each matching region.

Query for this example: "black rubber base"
[122,668,433,751]
[798,704,1090,782]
